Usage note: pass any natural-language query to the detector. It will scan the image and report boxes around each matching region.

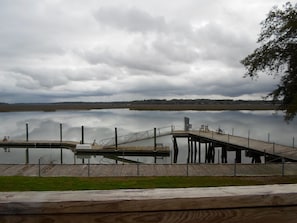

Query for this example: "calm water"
[0,109,296,164]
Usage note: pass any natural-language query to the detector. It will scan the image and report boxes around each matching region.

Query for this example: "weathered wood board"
[0,184,297,223]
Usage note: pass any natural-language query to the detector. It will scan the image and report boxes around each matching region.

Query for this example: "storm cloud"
[0,0,285,103]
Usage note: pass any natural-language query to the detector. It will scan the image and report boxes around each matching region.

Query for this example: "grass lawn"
[0,176,297,191]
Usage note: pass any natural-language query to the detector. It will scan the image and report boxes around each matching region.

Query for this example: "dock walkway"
[172,130,297,162]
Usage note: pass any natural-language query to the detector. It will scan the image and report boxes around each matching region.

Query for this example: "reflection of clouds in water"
[0,110,296,164]
[0,109,296,144]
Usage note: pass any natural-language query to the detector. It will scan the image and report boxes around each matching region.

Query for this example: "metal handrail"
[100,126,174,146]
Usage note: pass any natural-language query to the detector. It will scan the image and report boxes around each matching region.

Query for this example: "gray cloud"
[94,6,168,33]
[0,0,289,103]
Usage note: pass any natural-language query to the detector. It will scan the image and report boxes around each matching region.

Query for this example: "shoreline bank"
[0,101,279,112]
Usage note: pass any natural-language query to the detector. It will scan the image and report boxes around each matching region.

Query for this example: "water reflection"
[0,109,296,164]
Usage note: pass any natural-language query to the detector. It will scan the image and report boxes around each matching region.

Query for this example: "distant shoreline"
[0,100,279,112]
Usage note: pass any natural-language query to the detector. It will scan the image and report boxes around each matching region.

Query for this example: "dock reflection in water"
[0,109,296,164]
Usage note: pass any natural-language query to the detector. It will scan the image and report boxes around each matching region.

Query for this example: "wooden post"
[210,143,215,163]
[235,149,241,163]
[115,128,118,150]
[198,141,201,164]
[187,137,190,164]
[217,149,220,164]
[60,123,63,142]
[194,139,197,163]
[60,148,63,164]
[81,126,84,144]
[25,123,29,165]
[154,128,157,150]
[26,123,29,142]
[222,146,227,163]
[25,148,29,164]
[173,137,178,164]
[293,137,295,148]
[190,137,193,163]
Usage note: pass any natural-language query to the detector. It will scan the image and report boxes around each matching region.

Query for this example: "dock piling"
[81,126,84,144]
[194,139,197,163]
[187,137,190,163]
[26,123,29,142]
[173,137,178,164]
[190,137,194,163]
[60,123,63,142]
[25,148,29,164]
[198,141,201,163]
[60,149,63,164]
[154,128,157,150]
[235,149,242,163]
[115,128,118,150]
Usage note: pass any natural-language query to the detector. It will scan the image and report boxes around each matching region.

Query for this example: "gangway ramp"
[172,130,297,162]
[100,126,173,147]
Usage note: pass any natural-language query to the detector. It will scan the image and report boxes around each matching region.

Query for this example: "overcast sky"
[0,0,292,103]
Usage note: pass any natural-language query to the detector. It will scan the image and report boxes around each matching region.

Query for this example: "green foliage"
[241,2,297,121]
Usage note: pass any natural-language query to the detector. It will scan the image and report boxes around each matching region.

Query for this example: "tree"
[241,2,297,121]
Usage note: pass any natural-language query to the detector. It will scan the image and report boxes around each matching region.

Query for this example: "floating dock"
[0,140,170,157]
[77,144,170,157]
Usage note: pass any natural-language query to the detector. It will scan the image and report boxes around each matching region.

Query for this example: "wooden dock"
[78,145,170,156]
[172,130,297,163]
[0,140,170,157]
[0,140,77,150]
[1,184,297,223]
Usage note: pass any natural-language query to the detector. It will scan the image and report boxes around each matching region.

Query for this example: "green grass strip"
[0,176,297,192]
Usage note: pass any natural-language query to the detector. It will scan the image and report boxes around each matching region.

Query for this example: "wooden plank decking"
[1,184,297,223]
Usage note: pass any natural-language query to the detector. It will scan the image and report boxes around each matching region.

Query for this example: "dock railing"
[100,126,174,146]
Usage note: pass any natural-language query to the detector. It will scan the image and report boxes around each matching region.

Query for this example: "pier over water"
[172,128,297,164]
[0,121,296,165]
